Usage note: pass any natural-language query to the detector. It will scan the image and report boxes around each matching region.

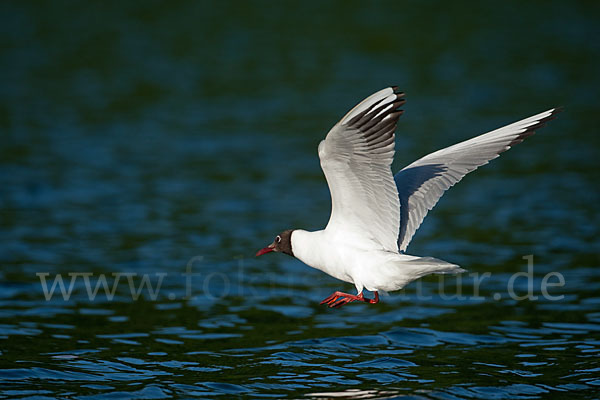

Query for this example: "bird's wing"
[395,107,561,252]
[319,87,405,252]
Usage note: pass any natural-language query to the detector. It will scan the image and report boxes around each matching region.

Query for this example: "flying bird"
[256,87,560,308]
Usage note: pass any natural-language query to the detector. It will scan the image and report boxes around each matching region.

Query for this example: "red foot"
[320,291,379,308]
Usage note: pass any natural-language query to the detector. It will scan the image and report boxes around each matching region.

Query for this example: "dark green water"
[1,1,599,398]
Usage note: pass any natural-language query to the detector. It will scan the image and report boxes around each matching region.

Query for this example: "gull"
[256,87,560,308]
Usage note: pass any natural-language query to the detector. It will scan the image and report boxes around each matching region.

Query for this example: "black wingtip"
[394,99,406,109]
[506,107,562,148]
[542,107,563,124]
[391,87,405,97]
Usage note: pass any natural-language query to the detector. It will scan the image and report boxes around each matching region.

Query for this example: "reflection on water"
[1,1,599,398]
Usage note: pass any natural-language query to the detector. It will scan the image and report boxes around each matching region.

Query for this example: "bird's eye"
[276,235,282,243]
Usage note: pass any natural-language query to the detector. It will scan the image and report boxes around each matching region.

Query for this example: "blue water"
[1,1,599,398]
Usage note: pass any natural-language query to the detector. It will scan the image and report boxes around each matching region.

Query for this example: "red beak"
[255,244,275,257]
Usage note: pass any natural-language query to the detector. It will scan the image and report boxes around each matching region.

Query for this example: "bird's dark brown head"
[256,229,294,257]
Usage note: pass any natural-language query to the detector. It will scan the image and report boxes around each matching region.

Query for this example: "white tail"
[361,254,465,292]
[405,256,466,280]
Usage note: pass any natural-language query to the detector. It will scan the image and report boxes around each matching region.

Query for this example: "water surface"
[1,1,599,398]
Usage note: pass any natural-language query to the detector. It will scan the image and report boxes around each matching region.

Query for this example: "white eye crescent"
[276,235,282,243]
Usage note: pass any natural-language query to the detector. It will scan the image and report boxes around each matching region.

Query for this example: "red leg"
[320,291,379,308]
[320,291,361,307]
[367,291,379,304]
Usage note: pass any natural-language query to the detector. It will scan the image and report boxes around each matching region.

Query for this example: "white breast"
[291,228,451,293]
[291,229,394,288]
[291,229,353,284]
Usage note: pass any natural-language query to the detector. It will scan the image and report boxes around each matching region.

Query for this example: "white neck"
[290,229,354,285]
[291,229,327,271]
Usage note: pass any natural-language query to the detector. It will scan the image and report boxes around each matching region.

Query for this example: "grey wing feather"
[395,107,561,252]
[320,87,406,252]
